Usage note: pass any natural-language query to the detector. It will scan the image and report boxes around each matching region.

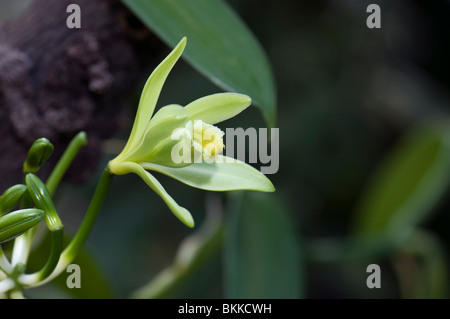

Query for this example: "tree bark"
[0,0,159,190]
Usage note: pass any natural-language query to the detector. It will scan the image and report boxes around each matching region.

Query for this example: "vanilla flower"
[109,37,274,228]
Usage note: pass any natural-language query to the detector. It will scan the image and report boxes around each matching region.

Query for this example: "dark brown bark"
[0,0,159,191]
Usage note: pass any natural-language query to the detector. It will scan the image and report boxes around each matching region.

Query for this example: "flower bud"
[25,173,62,231]
[0,184,27,215]
[23,138,54,173]
[0,209,45,243]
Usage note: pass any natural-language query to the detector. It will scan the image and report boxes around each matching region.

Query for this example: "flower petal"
[123,104,189,163]
[185,93,251,124]
[118,162,194,228]
[141,155,275,192]
[120,37,187,157]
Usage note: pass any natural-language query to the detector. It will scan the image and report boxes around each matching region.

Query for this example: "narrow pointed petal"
[185,93,251,124]
[120,162,194,228]
[141,155,275,192]
[123,105,189,163]
[120,37,187,156]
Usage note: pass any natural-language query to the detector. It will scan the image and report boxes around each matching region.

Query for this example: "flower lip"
[192,120,225,160]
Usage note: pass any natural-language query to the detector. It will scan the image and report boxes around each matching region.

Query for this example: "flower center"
[190,120,225,159]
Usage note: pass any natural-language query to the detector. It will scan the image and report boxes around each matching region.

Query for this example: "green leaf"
[353,120,450,235]
[121,0,277,126]
[224,192,304,298]
[185,93,251,125]
[141,155,275,192]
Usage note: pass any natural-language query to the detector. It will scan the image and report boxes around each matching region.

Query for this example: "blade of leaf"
[353,120,450,235]
[140,155,275,192]
[121,0,277,126]
[224,192,304,298]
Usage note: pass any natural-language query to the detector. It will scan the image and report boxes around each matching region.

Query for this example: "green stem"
[21,166,113,287]
[62,166,112,263]
[34,227,64,282]
[13,174,65,284]
[46,131,88,195]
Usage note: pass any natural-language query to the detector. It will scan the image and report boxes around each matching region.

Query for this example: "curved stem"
[34,227,64,282]
[14,175,65,285]
[61,167,112,264]
[22,166,113,287]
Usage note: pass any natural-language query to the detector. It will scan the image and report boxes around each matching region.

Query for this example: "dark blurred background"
[1,0,450,298]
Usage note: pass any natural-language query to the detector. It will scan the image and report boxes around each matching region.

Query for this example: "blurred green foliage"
[122,0,277,125]
[224,192,303,298]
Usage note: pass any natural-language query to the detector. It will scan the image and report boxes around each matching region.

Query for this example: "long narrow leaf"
[353,120,450,234]
[121,0,277,126]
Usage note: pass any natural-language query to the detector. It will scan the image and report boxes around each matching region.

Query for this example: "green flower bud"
[0,209,45,243]
[23,138,54,174]
[25,173,62,231]
[0,184,27,215]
